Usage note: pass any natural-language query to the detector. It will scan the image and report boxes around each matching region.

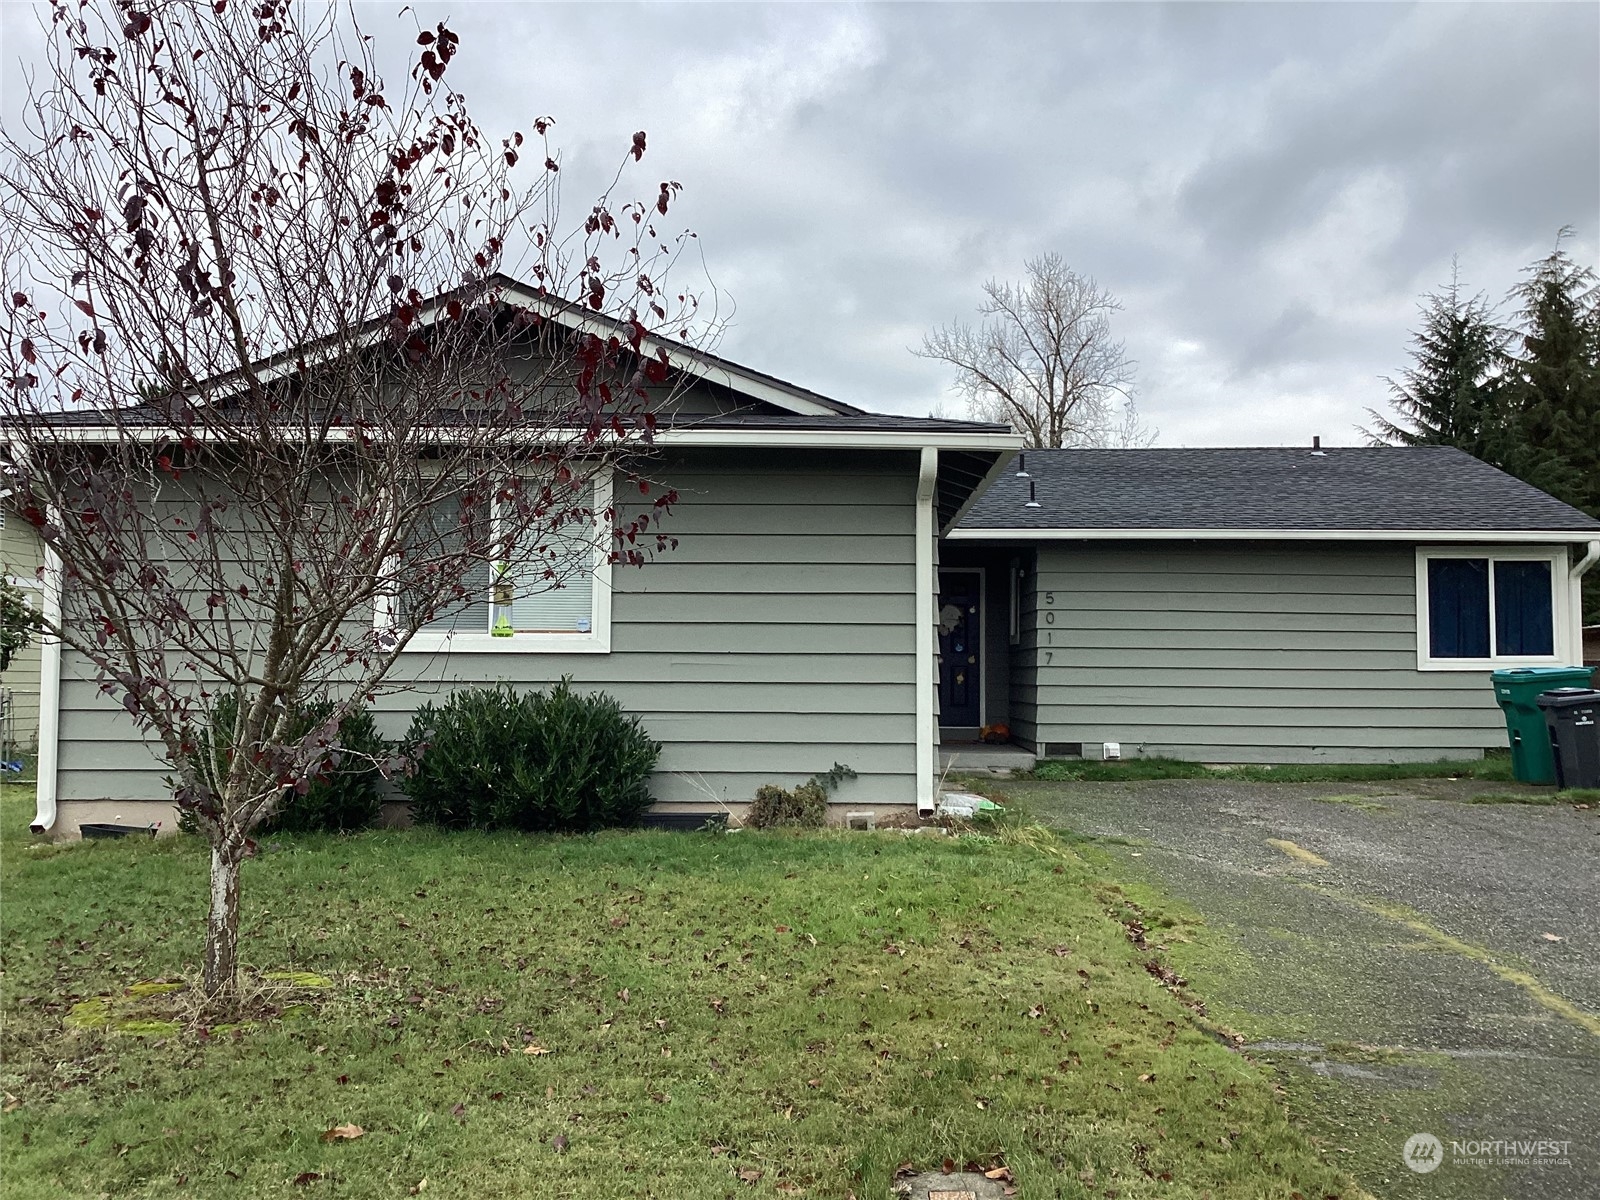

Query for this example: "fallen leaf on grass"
[984,1166,1014,1182]
[522,1044,550,1056]
[551,1134,568,1153]
[320,1123,364,1142]
[775,1184,804,1194]
[449,1103,466,1122]
[3,1094,21,1113]
[408,1180,427,1195]
[737,1168,764,1184]
[775,924,791,933]
[293,1172,322,1186]
[1542,932,1564,942]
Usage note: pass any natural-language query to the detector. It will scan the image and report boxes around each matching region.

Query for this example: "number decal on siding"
[1044,611,1055,625]
[1044,591,1055,605]
[1044,651,1054,664]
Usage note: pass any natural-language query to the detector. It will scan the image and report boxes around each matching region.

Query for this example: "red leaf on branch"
[74,299,96,318]
[631,131,646,161]
[20,338,36,365]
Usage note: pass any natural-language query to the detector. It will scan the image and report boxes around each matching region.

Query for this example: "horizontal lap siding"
[1024,544,1509,763]
[56,449,921,810]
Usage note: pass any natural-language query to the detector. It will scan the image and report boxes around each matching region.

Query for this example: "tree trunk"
[203,841,244,1006]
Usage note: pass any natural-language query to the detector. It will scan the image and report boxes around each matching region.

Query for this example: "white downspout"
[915,447,938,815]
[1572,539,1599,666]
[30,521,62,834]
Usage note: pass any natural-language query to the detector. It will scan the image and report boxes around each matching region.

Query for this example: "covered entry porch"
[936,541,1033,769]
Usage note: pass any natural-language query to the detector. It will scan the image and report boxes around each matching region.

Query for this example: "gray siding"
[1,511,44,752]
[1019,543,1511,763]
[56,449,921,810]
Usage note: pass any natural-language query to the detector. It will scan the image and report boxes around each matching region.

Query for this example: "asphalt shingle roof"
[958,446,1600,534]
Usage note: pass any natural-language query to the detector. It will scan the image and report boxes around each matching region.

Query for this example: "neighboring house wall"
[53,448,922,820]
[1,508,44,753]
[1017,542,1524,763]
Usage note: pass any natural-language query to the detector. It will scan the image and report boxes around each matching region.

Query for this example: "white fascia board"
[654,429,1024,451]
[491,282,843,417]
[946,526,1599,544]
[123,280,845,419]
[26,425,1025,453]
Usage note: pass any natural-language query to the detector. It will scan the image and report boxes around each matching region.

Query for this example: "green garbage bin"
[1490,667,1597,784]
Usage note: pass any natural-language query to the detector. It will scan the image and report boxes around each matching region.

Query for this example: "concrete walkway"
[1004,776,1600,1200]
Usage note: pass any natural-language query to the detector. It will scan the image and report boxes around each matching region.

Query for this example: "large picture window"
[1416,548,1566,670]
[393,473,612,654]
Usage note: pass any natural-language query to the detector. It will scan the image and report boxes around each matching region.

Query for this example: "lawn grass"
[1023,755,1515,785]
[0,786,1353,1199]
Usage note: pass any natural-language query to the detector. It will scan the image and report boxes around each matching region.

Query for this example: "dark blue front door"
[938,570,981,727]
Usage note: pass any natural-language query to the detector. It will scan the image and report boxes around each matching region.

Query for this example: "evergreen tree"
[1501,231,1600,625]
[1366,263,1508,461]
[1500,231,1600,518]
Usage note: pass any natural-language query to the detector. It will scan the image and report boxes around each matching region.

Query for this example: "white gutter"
[914,447,938,816]
[30,524,62,834]
[948,526,1596,544]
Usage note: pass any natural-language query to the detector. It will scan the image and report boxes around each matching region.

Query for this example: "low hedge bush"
[400,680,659,832]
[184,694,388,834]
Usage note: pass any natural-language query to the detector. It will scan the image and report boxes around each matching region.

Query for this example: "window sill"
[401,632,611,655]
[1417,656,1563,673]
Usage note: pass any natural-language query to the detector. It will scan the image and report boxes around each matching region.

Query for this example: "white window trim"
[1414,545,1572,671]
[388,470,613,655]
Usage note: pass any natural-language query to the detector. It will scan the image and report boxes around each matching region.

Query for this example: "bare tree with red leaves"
[0,0,707,1008]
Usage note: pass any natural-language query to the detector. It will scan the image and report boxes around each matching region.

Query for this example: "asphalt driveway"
[1000,776,1600,1200]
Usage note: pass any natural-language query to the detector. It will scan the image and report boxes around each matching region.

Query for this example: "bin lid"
[1536,687,1600,709]
[1490,667,1596,681]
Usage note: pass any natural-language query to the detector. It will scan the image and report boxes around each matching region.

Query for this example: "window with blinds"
[412,482,599,638]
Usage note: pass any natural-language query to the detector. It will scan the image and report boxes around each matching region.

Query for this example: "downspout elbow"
[1572,539,1600,581]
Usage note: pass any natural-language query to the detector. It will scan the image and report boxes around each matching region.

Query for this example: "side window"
[1420,552,1559,667]
[395,474,611,653]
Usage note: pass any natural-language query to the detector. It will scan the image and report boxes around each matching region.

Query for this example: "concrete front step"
[938,742,1038,773]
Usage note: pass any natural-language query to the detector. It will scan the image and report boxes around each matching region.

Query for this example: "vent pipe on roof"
[1014,452,1029,478]
[1024,480,1041,509]
[1313,435,1321,449]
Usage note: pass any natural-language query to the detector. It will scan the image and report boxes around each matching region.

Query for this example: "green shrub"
[745,763,857,829]
[400,680,659,832]
[181,694,387,834]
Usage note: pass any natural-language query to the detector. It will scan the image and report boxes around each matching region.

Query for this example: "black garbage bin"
[1536,688,1600,790]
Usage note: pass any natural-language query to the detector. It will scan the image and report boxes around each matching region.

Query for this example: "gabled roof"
[952,446,1600,542]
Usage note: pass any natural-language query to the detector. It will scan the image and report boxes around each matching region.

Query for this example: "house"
[22,316,1600,836]
[1,500,45,760]
[940,447,1600,765]
[24,319,1021,837]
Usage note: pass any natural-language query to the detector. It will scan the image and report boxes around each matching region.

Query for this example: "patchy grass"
[1459,788,1600,807]
[1025,756,1515,785]
[1310,794,1394,813]
[0,787,1353,1199]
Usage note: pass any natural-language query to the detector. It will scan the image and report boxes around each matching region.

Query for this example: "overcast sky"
[4,1,1596,446]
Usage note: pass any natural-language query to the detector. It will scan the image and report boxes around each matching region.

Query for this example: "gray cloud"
[3,1,1594,446]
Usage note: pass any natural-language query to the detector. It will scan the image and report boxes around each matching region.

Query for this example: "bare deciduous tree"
[919,253,1152,448]
[0,0,708,1008]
